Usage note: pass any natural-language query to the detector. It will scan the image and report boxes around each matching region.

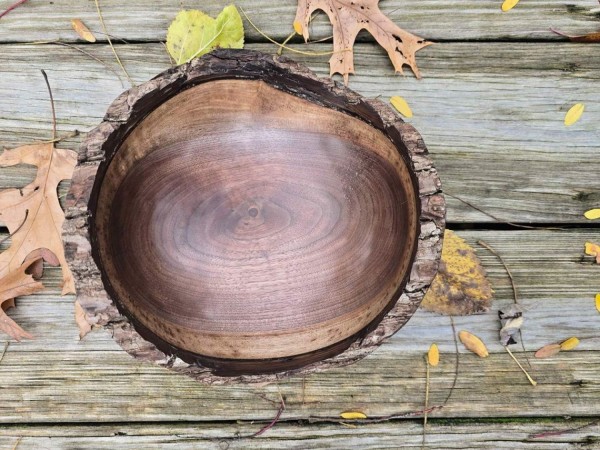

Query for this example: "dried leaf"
[596,293,600,313]
[458,330,489,357]
[390,96,413,118]
[584,209,600,220]
[501,0,520,12]
[166,5,244,65]
[71,19,96,43]
[551,28,600,43]
[564,103,584,126]
[74,300,92,339]
[560,337,580,351]
[584,242,600,264]
[534,343,561,359]
[0,143,78,294]
[427,343,439,366]
[340,411,367,420]
[0,256,46,341]
[421,230,493,316]
[294,0,431,84]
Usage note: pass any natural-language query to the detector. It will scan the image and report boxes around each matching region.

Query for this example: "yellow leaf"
[564,103,584,126]
[535,343,561,359]
[390,96,413,118]
[340,411,367,420]
[458,331,489,357]
[71,19,96,43]
[421,230,493,316]
[595,293,600,313]
[584,242,600,264]
[560,337,580,351]
[427,343,439,366]
[584,209,600,220]
[293,20,303,34]
[501,0,520,12]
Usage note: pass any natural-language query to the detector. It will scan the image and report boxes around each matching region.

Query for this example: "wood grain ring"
[63,49,445,383]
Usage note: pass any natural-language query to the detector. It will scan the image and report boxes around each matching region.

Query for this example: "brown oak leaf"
[0,143,77,295]
[294,0,431,84]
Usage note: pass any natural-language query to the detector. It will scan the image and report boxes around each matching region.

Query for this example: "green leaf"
[166,5,244,65]
[214,5,244,49]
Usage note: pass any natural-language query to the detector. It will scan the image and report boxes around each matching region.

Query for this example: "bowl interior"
[92,79,419,362]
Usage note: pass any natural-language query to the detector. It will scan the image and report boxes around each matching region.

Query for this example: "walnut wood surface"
[65,49,445,380]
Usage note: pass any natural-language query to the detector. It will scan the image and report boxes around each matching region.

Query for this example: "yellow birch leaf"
[584,242,600,264]
[458,331,489,357]
[428,343,440,366]
[584,209,600,220]
[71,19,96,43]
[595,293,600,313]
[390,96,413,118]
[535,343,561,358]
[564,103,584,126]
[560,337,580,351]
[421,230,493,316]
[340,411,367,420]
[501,0,520,12]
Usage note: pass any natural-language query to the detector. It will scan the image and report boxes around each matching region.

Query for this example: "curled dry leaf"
[71,19,96,43]
[534,343,561,359]
[340,411,367,420]
[294,0,430,84]
[501,0,520,12]
[421,230,493,316]
[74,300,92,339]
[564,103,584,127]
[560,337,580,351]
[584,242,600,264]
[498,305,523,346]
[584,209,600,220]
[427,343,439,366]
[0,143,78,294]
[551,28,600,43]
[458,330,489,357]
[390,96,413,118]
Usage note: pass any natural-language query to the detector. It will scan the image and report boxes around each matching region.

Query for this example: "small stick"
[530,419,599,439]
[40,70,56,141]
[11,437,21,450]
[0,341,9,364]
[505,346,537,386]
[442,316,460,406]
[252,392,285,437]
[422,356,431,449]
[477,240,518,305]
[38,130,80,144]
[94,0,134,85]
[0,0,27,19]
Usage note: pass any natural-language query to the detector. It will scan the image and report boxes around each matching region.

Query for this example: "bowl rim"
[63,49,446,383]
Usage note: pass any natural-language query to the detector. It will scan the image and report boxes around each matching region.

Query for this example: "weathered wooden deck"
[0,0,599,448]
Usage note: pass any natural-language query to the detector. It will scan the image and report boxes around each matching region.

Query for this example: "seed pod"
[458,331,489,357]
[340,411,367,420]
[534,343,561,359]
[427,343,440,366]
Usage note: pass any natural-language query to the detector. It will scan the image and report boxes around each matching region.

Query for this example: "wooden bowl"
[64,50,445,381]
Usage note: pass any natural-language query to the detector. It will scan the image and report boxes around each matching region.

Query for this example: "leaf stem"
[505,346,537,386]
[40,70,56,141]
[422,356,430,449]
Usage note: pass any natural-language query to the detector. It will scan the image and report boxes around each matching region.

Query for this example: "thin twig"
[422,356,430,450]
[277,30,296,56]
[445,193,565,231]
[162,41,175,67]
[0,0,27,19]
[505,346,537,386]
[442,316,460,406]
[11,436,21,450]
[93,0,134,85]
[240,8,345,56]
[530,419,600,439]
[252,392,285,437]
[37,130,79,144]
[0,210,28,247]
[0,341,9,364]
[40,70,56,141]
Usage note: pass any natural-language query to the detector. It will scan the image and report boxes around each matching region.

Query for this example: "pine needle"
[93,0,134,86]
[422,356,431,449]
[0,341,8,364]
[40,70,56,141]
[0,0,28,19]
[505,346,537,386]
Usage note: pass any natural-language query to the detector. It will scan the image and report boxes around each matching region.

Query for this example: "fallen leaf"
[74,300,92,339]
[340,411,367,420]
[71,19,96,43]
[534,343,561,359]
[551,28,600,43]
[0,143,78,294]
[166,5,244,65]
[294,0,431,84]
[421,230,493,316]
[560,337,580,351]
[596,293,600,313]
[564,103,584,126]
[499,305,524,346]
[584,242,600,264]
[458,330,489,357]
[584,209,600,220]
[390,96,413,118]
[501,0,520,12]
[427,343,439,366]
[0,256,46,340]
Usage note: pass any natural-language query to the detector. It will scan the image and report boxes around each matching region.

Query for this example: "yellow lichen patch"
[421,230,493,315]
